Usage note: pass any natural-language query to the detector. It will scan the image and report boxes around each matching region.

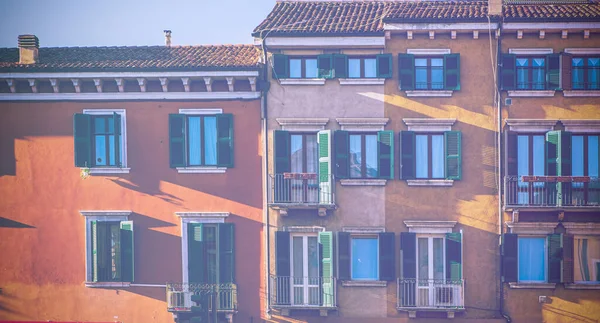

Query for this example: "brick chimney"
[488,0,502,16]
[164,30,172,47]
[18,35,39,65]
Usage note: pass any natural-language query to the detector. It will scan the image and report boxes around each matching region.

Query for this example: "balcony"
[504,176,600,210]
[269,276,337,316]
[166,283,237,313]
[267,173,335,216]
[397,279,465,318]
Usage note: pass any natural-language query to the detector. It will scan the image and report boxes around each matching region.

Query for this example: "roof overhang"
[257,36,385,49]
[385,22,499,32]
[0,70,259,79]
[502,22,600,31]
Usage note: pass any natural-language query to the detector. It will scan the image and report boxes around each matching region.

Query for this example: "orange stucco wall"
[0,100,264,322]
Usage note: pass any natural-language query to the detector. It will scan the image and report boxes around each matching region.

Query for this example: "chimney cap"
[18,34,39,48]
[164,30,172,34]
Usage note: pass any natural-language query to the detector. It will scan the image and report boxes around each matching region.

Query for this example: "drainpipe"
[260,32,271,317]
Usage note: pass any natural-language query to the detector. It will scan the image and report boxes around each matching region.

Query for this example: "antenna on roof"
[164,30,172,47]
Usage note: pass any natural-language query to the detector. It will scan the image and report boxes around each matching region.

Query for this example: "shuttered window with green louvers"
[187,223,235,285]
[74,112,123,168]
[91,220,134,283]
[399,130,462,181]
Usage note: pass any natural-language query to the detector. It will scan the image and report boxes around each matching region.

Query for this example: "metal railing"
[270,276,337,308]
[504,176,600,207]
[268,173,334,205]
[397,279,464,309]
[166,283,237,312]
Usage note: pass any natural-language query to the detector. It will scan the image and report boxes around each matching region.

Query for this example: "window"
[572,57,600,90]
[516,57,546,90]
[351,236,379,280]
[290,57,318,78]
[74,110,126,170]
[272,53,393,80]
[90,220,134,283]
[574,236,600,283]
[334,130,394,180]
[399,131,462,181]
[518,237,547,282]
[187,222,235,284]
[291,235,320,305]
[572,135,600,205]
[502,233,561,284]
[415,134,445,179]
[338,231,395,283]
[415,57,444,90]
[501,53,560,91]
[417,236,445,282]
[398,53,460,91]
[349,133,378,178]
[348,57,377,78]
[169,113,234,169]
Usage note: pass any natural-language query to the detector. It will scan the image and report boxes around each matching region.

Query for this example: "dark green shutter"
[400,232,416,279]
[319,231,333,306]
[445,131,462,180]
[338,232,351,280]
[444,54,461,91]
[505,130,518,176]
[216,113,234,167]
[377,130,394,179]
[399,131,416,180]
[376,54,393,79]
[272,54,289,79]
[546,53,561,90]
[274,130,290,174]
[190,294,210,323]
[334,130,350,179]
[561,53,573,91]
[548,233,562,283]
[92,221,108,282]
[318,54,334,79]
[398,54,415,90]
[113,112,122,167]
[188,223,205,284]
[333,54,348,78]
[218,223,235,284]
[563,234,574,284]
[501,54,517,90]
[502,233,518,283]
[74,113,92,167]
[120,220,134,282]
[91,220,99,282]
[379,232,395,281]
[446,232,462,281]
[275,231,290,305]
[169,114,186,168]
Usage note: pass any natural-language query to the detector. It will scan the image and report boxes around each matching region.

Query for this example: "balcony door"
[416,235,445,307]
[291,235,320,306]
[290,134,318,203]
[517,134,545,204]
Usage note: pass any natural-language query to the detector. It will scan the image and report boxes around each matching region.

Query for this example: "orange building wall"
[0,100,264,322]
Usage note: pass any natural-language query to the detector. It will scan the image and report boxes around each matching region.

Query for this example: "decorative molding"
[137,78,146,92]
[508,282,556,289]
[563,90,600,97]
[385,22,499,31]
[179,108,223,115]
[6,79,15,93]
[276,118,329,131]
[175,212,229,222]
[181,77,190,92]
[565,283,600,290]
[262,36,385,49]
[248,77,257,92]
[342,280,387,287]
[93,79,102,92]
[338,78,385,85]
[473,30,479,39]
[176,166,227,174]
[0,92,260,101]
[407,179,454,187]
[404,221,457,234]
[407,48,451,55]
[385,30,391,40]
[563,223,600,235]
[584,30,590,39]
[50,78,59,93]
[0,71,259,79]
[407,31,413,40]
[115,78,124,92]
[429,31,435,40]
[340,179,387,186]
[508,48,553,55]
[72,79,82,93]
[278,78,326,85]
[539,30,545,39]
[403,118,456,132]
[405,90,453,97]
[561,119,600,133]
[336,118,389,132]
[565,48,600,55]
[505,119,557,133]
[159,78,169,92]
[508,90,555,97]
[28,79,37,93]
[502,22,600,31]
[203,77,213,92]
[85,282,131,288]
[562,30,568,39]
[226,77,235,92]
[285,226,325,233]
[88,167,131,174]
[517,30,523,39]
[451,30,456,40]
[343,227,385,233]
[506,221,557,234]
[80,210,132,217]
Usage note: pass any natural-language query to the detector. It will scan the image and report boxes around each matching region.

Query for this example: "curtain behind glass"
[416,135,428,178]
[364,59,377,78]
[365,135,378,178]
[431,135,444,178]
[188,117,201,165]
[350,135,362,178]
[415,58,427,89]
[204,117,217,166]
[290,59,302,78]
[291,135,303,173]
[532,58,545,90]
[418,238,429,283]
[306,135,318,173]
[518,237,546,282]
[305,59,318,78]
[517,58,529,89]
[573,58,584,89]
[349,59,361,78]
[589,58,599,89]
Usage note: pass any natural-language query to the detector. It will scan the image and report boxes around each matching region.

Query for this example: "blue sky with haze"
[0,0,275,48]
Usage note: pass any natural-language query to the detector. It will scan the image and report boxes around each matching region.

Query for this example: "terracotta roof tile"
[504,0,600,21]
[0,45,262,72]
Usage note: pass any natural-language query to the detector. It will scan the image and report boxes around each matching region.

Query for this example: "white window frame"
[83,109,129,174]
[517,235,548,284]
[289,233,320,305]
[415,233,446,282]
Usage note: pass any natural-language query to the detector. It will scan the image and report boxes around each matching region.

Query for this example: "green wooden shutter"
[444,54,461,91]
[377,130,394,179]
[445,131,462,180]
[546,131,572,205]
[501,54,517,90]
[563,234,574,283]
[502,233,518,283]
[216,113,234,167]
[561,53,573,91]
[318,231,333,307]
[218,223,235,284]
[400,232,416,307]
[274,130,290,174]
[546,130,560,176]
[74,113,92,167]
[272,54,289,79]
[337,232,351,280]
[546,53,561,90]
[91,220,99,282]
[334,130,350,179]
[318,130,333,204]
[92,221,108,282]
[379,232,395,281]
[188,223,205,284]
[275,231,290,305]
[548,233,562,283]
[333,54,348,79]
[505,130,518,176]
[169,114,186,168]
[399,131,416,180]
[190,294,210,323]
[120,220,134,282]
[376,54,393,79]
[398,54,415,90]
[446,232,462,281]
[113,112,122,167]
[318,54,334,79]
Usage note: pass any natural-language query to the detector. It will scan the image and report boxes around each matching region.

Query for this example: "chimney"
[164,30,172,47]
[18,34,39,65]
[488,0,502,16]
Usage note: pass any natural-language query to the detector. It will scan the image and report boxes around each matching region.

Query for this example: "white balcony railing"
[268,173,335,206]
[397,279,464,309]
[270,276,337,308]
[504,176,600,208]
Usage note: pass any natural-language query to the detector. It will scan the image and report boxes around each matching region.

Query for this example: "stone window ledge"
[87,167,131,174]
[407,179,454,187]
[565,283,600,290]
[336,118,389,132]
[176,166,227,174]
[563,90,600,97]
[508,90,555,97]
[506,222,558,235]
[276,118,330,132]
[339,78,385,85]
[405,90,453,97]
[403,118,456,132]
[342,280,387,287]
[279,79,326,85]
[340,179,387,186]
[85,282,131,288]
[509,282,556,289]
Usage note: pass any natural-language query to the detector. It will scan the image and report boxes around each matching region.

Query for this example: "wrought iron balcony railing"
[504,176,600,208]
[397,279,465,309]
[267,173,335,206]
[166,283,237,312]
[270,276,337,308]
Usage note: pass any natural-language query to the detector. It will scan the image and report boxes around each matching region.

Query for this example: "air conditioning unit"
[435,286,454,304]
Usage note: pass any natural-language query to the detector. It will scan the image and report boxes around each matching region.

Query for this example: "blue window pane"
[533,58,545,67]
[533,69,545,90]
[349,59,361,78]
[519,237,546,282]
[290,135,303,173]
[589,58,599,89]
[533,135,545,176]
[290,59,302,78]
[364,59,376,78]
[517,58,529,67]
[95,135,107,166]
[107,116,114,133]
[573,58,584,67]
[431,58,444,89]
[590,136,599,178]
[415,58,427,90]
[517,135,529,180]
[365,135,378,178]
[95,117,105,133]
[432,135,444,178]
[204,117,217,166]
[188,117,201,166]
[305,59,318,78]
[572,136,584,176]
[351,237,378,280]
[350,135,362,178]
[108,135,116,166]
[416,135,428,178]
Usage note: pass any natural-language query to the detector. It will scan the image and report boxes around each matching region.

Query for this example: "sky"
[0,0,275,48]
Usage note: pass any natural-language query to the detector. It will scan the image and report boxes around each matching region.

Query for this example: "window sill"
[342,280,387,287]
[565,283,600,290]
[508,282,556,289]
[87,167,130,174]
[176,166,227,174]
[339,78,385,85]
[507,90,555,97]
[340,179,387,186]
[563,90,600,97]
[85,282,131,288]
[405,90,453,97]
[407,179,454,187]
[278,78,326,85]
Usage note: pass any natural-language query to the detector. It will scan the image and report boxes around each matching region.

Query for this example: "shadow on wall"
[0,288,26,320]
[0,136,16,176]
[0,217,34,228]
